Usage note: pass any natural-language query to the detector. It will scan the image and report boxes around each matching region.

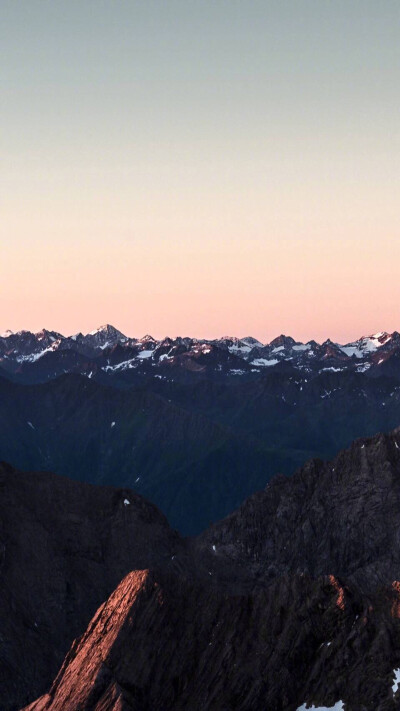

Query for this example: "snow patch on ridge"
[292,344,311,351]
[102,359,137,372]
[16,347,55,363]
[392,668,400,695]
[228,343,252,355]
[251,358,279,367]
[296,703,344,711]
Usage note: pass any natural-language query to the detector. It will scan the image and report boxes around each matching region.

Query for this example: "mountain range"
[1,326,400,384]
[1,327,400,532]
[2,426,400,709]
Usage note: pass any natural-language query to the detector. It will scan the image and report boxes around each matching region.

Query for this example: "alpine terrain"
[1,427,400,708]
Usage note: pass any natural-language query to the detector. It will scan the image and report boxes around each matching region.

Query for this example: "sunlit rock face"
[21,571,400,711]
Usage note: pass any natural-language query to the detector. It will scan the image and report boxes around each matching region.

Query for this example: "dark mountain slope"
[197,427,400,592]
[147,369,400,455]
[0,374,302,533]
[0,462,184,711]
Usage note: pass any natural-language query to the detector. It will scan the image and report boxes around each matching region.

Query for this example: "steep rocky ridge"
[21,572,378,711]
[22,572,400,711]
[0,462,184,710]
[196,427,400,593]
[5,427,400,709]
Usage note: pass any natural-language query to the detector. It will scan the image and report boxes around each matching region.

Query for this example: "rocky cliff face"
[5,427,400,709]
[0,462,184,710]
[22,571,400,711]
[196,427,400,593]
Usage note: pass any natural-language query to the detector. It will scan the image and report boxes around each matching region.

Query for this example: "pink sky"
[2,2,398,343]
[2,219,399,343]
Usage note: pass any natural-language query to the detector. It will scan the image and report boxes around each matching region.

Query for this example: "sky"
[1,1,399,342]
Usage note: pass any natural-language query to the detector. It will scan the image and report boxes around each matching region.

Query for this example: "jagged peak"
[34,329,63,341]
[88,324,126,338]
[269,334,296,347]
[358,331,391,344]
[241,336,264,347]
[219,335,241,343]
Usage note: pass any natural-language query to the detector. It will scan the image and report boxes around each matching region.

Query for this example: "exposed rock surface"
[196,428,400,593]
[0,462,184,710]
[5,427,400,709]
[22,571,400,711]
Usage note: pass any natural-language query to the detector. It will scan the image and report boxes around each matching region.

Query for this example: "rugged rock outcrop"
[196,427,400,593]
[5,426,400,709]
[0,462,184,710]
[22,571,400,711]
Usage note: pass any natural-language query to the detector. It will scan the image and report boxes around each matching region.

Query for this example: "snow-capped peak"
[368,331,391,344]
[340,332,392,358]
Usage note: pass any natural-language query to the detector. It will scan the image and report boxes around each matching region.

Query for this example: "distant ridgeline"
[1,325,399,380]
[1,325,400,533]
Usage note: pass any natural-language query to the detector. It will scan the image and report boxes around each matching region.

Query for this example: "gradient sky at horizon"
[1,1,399,342]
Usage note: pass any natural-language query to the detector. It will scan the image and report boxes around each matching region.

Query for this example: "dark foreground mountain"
[2,427,400,708]
[24,570,400,711]
[0,462,187,710]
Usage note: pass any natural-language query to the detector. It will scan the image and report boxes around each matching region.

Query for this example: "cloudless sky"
[1,1,399,341]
